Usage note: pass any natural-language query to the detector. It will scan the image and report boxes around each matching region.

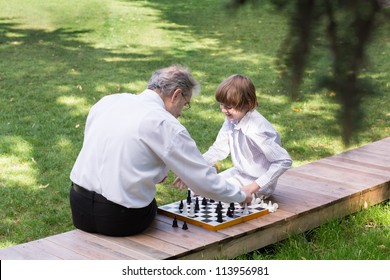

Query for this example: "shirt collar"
[141,89,166,109]
[230,110,252,131]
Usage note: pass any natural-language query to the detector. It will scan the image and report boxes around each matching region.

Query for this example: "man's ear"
[171,88,182,102]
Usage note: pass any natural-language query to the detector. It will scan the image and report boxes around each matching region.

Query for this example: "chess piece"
[243,203,249,215]
[186,190,192,204]
[271,203,279,212]
[189,203,195,216]
[215,203,221,213]
[251,194,256,204]
[183,203,188,215]
[217,210,223,223]
[182,221,188,230]
[172,216,178,227]
[201,197,207,206]
[195,197,200,211]
[229,202,235,211]
[179,200,184,210]
[227,207,233,218]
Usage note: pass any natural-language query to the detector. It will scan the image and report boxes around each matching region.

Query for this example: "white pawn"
[243,203,249,215]
[183,203,188,215]
[189,203,195,217]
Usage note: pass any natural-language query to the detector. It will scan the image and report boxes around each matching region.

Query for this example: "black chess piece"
[186,190,192,204]
[217,210,223,223]
[227,207,233,218]
[215,203,221,213]
[229,202,235,211]
[195,197,200,211]
[172,216,178,228]
[201,197,207,206]
[179,200,184,210]
[182,221,188,230]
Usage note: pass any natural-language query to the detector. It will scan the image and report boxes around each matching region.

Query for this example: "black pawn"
[229,202,235,211]
[172,216,178,228]
[202,197,207,206]
[179,200,184,210]
[182,221,188,230]
[195,197,200,211]
[210,199,215,203]
[217,210,223,223]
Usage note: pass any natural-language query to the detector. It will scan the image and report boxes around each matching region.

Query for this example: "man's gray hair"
[147,65,200,97]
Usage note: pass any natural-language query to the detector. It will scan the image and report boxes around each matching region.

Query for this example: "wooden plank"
[331,149,390,167]
[152,215,228,247]
[48,230,145,259]
[276,181,337,204]
[323,156,390,175]
[71,230,163,260]
[2,242,61,260]
[281,170,362,197]
[292,162,384,191]
[96,234,175,260]
[174,182,390,260]
[22,238,89,260]
[0,246,38,260]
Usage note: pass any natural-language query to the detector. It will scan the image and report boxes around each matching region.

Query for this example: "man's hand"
[172,177,188,190]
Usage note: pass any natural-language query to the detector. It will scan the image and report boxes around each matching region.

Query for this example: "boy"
[202,74,292,199]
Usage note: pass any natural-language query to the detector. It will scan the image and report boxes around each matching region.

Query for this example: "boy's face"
[219,104,247,122]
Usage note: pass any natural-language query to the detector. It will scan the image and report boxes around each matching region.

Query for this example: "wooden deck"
[0,137,389,260]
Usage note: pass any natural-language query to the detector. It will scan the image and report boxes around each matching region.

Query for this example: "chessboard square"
[200,214,213,219]
[201,218,213,223]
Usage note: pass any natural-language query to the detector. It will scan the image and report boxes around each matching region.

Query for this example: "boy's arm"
[203,121,230,165]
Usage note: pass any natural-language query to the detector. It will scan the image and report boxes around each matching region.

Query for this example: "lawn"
[0,0,389,259]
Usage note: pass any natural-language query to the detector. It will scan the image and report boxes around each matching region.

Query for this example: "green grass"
[0,0,389,259]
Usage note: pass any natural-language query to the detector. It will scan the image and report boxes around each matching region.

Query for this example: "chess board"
[158,196,270,231]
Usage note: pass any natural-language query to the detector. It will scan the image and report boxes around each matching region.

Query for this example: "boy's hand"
[241,182,260,205]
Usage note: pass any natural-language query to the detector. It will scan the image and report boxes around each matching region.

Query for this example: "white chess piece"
[251,194,256,204]
[254,197,261,204]
[183,203,188,215]
[189,203,195,217]
[243,203,249,215]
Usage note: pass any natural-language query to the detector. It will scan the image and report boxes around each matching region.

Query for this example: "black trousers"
[69,183,157,236]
